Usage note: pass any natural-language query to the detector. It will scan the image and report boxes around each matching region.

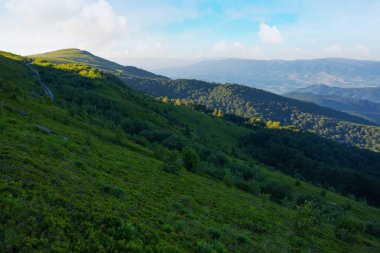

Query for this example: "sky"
[1,0,380,69]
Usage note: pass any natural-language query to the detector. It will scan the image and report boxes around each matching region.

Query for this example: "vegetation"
[1,50,380,252]
[34,49,380,152]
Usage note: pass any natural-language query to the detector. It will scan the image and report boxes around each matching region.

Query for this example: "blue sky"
[1,0,380,68]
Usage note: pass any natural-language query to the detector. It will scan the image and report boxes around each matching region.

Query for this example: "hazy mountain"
[156,58,380,94]
[287,92,380,124]
[295,84,380,103]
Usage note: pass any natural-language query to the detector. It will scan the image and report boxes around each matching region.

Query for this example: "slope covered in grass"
[1,51,380,252]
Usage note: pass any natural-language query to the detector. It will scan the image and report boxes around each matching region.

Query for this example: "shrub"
[226,163,255,181]
[335,215,364,241]
[101,183,125,198]
[235,180,261,195]
[200,161,225,180]
[260,180,292,202]
[182,147,200,172]
[160,224,173,233]
[195,241,215,253]
[207,152,229,166]
[195,240,227,253]
[163,152,182,174]
[209,228,222,240]
[366,222,380,238]
[294,201,319,236]
[121,117,150,134]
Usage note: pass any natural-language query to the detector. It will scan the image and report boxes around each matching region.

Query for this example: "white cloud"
[61,0,127,45]
[258,23,284,44]
[353,45,370,56]
[125,42,171,58]
[5,0,87,24]
[212,41,228,52]
[323,45,343,56]
[321,44,370,59]
[2,0,127,53]
[208,41,261,58]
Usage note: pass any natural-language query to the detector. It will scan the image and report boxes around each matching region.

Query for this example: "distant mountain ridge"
[286,92,380,124]
[155,58,380,93]
[295,84,380,103]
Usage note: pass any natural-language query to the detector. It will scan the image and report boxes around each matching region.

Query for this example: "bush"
[207,152,229,166]
[121,117,150,134]
[335,215,364,241]
[195,240,227,253]
[163,152,182,174]
[226,163,256,181]
[101,183,125,199]
[200,161,225,180]
[235,180,261,195]
[260,180,292,202]
[182,147,200,172]
[366,222,380,238]
[293,201,319,236]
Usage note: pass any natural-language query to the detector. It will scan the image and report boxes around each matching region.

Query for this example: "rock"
[33,124,52,134]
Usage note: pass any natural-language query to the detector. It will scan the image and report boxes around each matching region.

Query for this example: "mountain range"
[156,58,380,94]
[293,84,380,103]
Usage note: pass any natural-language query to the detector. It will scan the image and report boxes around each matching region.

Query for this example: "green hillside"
[2,51,380,252]
[31,48,165,79]
[32,49,380,152]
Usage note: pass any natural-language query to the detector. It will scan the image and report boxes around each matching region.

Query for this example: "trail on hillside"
[26,62,54,101]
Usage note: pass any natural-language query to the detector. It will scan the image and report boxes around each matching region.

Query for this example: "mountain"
[31,49,380,152]
[287,92,380,124]
[2,50,380,251]
[31,48,167,79]
[155,58,380,94]
[295,84,380,103]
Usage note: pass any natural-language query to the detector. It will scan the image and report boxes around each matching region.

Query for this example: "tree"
[294,201,319,236]
[212,108,224,117]
[182,147,200,172]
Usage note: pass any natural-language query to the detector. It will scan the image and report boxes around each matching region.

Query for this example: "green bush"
[163,152,182,174]
[335,215,364,241]
[260,180,292,202]
[182,147,200,172]
[294,201,319,236]
[366,222,380,238]
[101,183,125,198]
[195,240,227,253]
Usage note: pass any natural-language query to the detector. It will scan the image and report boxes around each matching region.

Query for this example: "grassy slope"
[1,52,380,252]
[30,48,164,79]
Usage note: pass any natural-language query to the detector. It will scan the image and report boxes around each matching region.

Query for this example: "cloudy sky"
[1,0,380,69]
